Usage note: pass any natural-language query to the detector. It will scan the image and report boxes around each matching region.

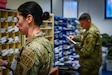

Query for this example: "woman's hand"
[0,59,8,66]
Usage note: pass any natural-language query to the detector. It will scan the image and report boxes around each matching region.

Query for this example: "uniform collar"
[34,31,44,37]
[26,31,44,45]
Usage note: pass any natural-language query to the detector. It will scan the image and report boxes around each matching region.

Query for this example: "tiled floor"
[59,71,112,75]
[102,70,112,75]
[75,70,112,75]
[66,70,112,75]
[102,64,112,75]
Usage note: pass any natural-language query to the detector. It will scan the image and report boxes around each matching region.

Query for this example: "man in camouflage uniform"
[69,13,102,75]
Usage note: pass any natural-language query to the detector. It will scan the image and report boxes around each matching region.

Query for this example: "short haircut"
[78,13,91,21]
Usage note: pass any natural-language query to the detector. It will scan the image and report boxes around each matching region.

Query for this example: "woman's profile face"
[16,12,29,35]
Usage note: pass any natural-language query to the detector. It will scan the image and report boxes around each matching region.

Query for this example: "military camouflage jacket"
[14,31,54,75]
[73,23,102,67]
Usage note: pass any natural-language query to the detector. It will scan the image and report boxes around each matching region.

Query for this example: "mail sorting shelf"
[54,16,79,68]
[0,9,22,75]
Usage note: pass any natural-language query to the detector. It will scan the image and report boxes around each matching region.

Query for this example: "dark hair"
[78,13,91,21]
[18,1,50,26]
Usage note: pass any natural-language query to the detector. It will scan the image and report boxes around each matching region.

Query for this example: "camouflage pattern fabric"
[14,31,54,75]
[73,23,102,75]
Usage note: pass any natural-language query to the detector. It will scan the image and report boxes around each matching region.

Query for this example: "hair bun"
[41,12,50,20]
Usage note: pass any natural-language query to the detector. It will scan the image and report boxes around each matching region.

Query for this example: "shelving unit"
[54,16,79,67]
[22,14,54,45]
[0,9,21,75]
[41,14,54,45]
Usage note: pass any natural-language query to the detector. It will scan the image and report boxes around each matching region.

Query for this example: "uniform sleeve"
[73,34,83,42]
[28,52,40,75]
[28,41,53,75]
[75,33,97,57]
[27,42,42,75]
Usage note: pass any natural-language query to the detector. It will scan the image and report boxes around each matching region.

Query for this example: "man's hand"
[69,35,75,40]
[0,59,8,66]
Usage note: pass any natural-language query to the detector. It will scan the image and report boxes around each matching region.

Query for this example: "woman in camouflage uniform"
[14,1,54,75]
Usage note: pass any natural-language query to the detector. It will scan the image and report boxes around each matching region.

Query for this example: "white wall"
[52,0,63,16]
[6,0,112,35]
[63,0,78,18]
[6,0,51,12]
[79,0,112,35]
[53,0,112,35]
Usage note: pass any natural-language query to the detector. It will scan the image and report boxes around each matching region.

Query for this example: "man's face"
[79,20,90,30]
[16,12,29,35]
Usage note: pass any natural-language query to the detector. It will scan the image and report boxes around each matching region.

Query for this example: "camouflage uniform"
[14,31,54,75]
[73,23,102,75]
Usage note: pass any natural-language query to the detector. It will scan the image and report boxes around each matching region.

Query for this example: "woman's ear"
[26,14,33,23]
[88,20,91,23]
